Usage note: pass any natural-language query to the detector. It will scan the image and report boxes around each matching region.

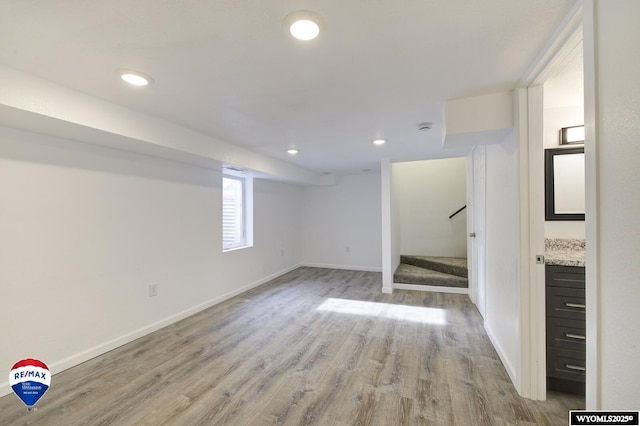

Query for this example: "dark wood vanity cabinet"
[546,265,586,394]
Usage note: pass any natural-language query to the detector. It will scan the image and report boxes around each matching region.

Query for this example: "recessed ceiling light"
[283,11,323,41]
[119,70,153,86]
[290,20,319,40]
[287,148,299,155]
[372,139,386,146]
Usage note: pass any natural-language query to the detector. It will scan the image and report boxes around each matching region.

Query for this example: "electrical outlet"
[281,249,284,256]
[345,246,350,253]
[149,284,158,297]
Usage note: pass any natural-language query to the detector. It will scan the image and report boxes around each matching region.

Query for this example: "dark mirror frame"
[545,146,585,221]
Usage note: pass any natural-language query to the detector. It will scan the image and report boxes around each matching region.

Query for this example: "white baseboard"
[484,323,518,388]
[0,264,301,398]
[393,283,469,294]
[301,263,382,273]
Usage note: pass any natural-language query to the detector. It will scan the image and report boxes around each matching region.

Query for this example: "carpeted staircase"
[394,255,468,288]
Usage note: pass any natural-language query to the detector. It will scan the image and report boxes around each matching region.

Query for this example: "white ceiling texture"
[0,1,575,176]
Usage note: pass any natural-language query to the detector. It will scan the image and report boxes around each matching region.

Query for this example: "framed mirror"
[545,147,585,221]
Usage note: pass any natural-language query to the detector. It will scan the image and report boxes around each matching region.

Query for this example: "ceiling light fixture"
[560,125,585,145]
[283,11,323,41]
[119,70,153,86]
[372,139,386,146]
[287,148,299,155]
[290,20,319,40]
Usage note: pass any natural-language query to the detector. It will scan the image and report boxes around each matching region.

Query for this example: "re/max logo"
[13,370,47,381]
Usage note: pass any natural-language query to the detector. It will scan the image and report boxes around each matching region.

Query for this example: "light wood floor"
[0,267,583,425]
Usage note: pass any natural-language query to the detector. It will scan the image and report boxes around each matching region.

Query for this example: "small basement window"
[222,174,253,251]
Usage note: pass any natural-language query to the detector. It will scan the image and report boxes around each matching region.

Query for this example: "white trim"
[222,244,253,253]
[517,84,550,400]
[519,1,584,87]
[0,264,301,398]
[582,0,599,409]
[393,283,468,295]
[526,84,548,401]
[517,2,585,401]
[517,87,533,398]
[466,151,477,305]
[301,263,382,273]
[486,322,518,386]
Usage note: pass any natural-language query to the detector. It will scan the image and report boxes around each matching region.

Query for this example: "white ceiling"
[0,0,575,175]
[544,41,584,109]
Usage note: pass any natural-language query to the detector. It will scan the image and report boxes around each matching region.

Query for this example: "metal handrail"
[449,205,467,219]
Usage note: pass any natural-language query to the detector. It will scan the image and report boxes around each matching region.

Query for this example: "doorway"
[467,146,487,318]
[518,3,586,401]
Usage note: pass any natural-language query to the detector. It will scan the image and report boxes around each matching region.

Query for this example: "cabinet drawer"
[546,265,585,289]
[546,317,586,351]
[546,287,585,320]
[547,347,585,382]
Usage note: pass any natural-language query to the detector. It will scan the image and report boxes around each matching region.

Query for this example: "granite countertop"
[545,238,586,267]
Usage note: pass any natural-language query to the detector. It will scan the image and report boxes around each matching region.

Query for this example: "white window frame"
[222,173,253,252]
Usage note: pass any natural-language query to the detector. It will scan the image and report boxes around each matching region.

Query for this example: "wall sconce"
[560,125,585,145]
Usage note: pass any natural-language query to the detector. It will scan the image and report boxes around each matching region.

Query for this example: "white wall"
[300,173,382,271]
[483,132,520,384]
[380,159,399,292]
[543,104,585,239]
[393,158,467,257]
[0,126,303,396]
[444,92,514,150]
[585,0,640,409]
[543,105,583,149]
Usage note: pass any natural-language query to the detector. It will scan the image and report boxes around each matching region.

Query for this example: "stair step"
[400,255,468,278]
[393,263,468,288]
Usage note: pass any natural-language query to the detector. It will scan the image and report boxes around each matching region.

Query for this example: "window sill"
[222,244,253,253]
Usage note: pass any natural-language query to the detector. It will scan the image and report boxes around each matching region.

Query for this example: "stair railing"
[449,205,467,219]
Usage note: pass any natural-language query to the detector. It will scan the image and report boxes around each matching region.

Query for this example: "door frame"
[467,146,487,318]
[517,2,584,400]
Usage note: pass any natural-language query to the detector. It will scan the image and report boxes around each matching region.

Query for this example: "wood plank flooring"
[0,267,583,425]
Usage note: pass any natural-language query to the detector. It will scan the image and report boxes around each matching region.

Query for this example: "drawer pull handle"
[564,302,586,309]
[565,333,586,340]
[565,364,586,372]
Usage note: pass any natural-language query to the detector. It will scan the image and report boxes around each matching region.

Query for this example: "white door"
[468,146,487,318]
